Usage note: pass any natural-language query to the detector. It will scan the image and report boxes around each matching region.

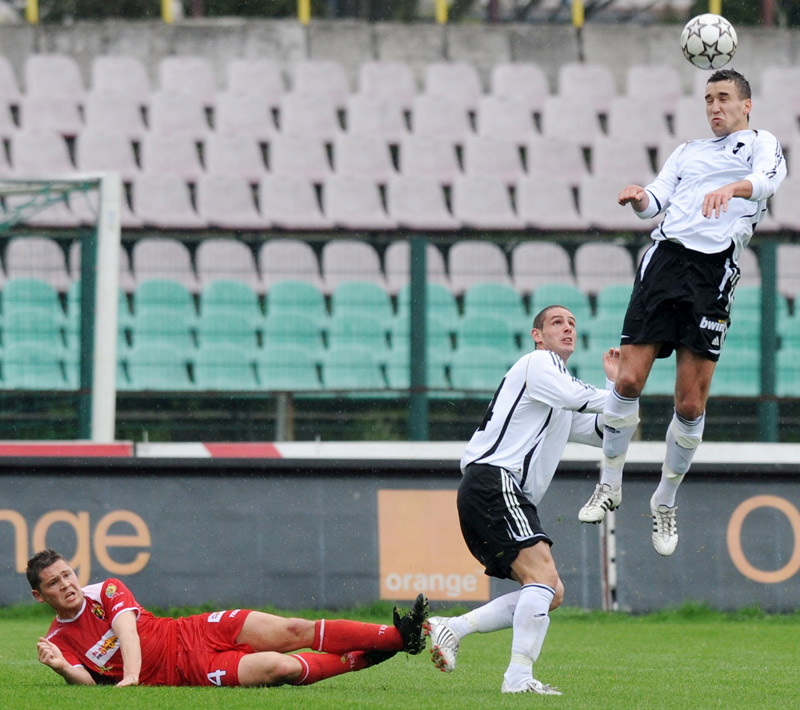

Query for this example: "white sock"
[447,590,521,639]
[601,389,640,489]
[652,411,704,508]
[503,584,554,687]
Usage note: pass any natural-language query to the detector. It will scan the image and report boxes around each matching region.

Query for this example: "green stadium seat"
[133,279,196,319]
[321,345,387,391]
[1,342,68,390]
[449,346,513,394]
[530,283,591,325]
[565,348,608,388]
[456,315,518,354]
[193,344,257,391]
[327,313,390,356]
[196,311,259,352]
[709,350,760,396]
[595,283,633,317]
[645,356,676,396]
[583,313,623,351]
[462,282,529,334]
[390,312,453,357]
[776,347,800,396]
[130,310,195,351]
[384,346,450,391]
[64,282,132,351]
[1,277,62,315]
[262,312,325,352]
[200,280,263,325]
[396,283,460,323]
[330,280,394,321]
[256,344,322,391]
[266,280,327,325]
[2,307,64,347]
[779,314,800,349]
[124,344,194,391]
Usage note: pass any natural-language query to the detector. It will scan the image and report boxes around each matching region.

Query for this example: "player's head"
[26,548,65,590]
[27,549,84,617]
[532,305,576,361]
[705,69,751,137]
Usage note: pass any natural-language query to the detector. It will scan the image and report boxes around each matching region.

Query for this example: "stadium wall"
[2,441,800,613]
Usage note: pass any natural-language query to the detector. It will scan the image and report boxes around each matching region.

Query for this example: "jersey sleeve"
[638,143,684,219]
[746,130,786,202]
[568,412,604,446]
[526,351,610,413]
[100,579,142,625]
[47,629,84,668]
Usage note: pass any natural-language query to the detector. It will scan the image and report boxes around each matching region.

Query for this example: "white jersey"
[460,349,609,506]
[638,128,786,261]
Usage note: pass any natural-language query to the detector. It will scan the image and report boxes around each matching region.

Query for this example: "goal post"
[0,173,122,442]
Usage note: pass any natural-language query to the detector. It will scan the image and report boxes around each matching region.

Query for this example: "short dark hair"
[26,549,65,590]
[707,68,751,100]
[532,304,573,332]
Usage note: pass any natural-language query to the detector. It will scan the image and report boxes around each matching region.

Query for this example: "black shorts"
[621,239,739,362]
[457,463,552,581]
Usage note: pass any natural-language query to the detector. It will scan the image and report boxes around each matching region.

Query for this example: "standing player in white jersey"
[578,68,787,555]
[424,305,619,695]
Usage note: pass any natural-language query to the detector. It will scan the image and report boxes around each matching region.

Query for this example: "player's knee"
[614,370,645,398]
[674,398,705,421]
[262,654,303,687]
[283,617,314,646]
[550,578,565,610]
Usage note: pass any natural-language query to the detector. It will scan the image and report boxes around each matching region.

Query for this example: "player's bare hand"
[702,185,735,218]
[116,675,140,687]
[617,185,647,207]
[37,637,67,671]
[602,347,620,382]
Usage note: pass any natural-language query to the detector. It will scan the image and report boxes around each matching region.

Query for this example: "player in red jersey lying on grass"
[28,548,428,688]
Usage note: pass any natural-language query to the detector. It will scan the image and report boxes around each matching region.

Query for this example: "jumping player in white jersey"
[424,305,619,695]
[578,68,787,555]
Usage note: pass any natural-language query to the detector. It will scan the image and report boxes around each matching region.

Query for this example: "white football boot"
[578,483,622,523]
[501,678,562,695]
[650,494,679,556]
[423,616,459,672]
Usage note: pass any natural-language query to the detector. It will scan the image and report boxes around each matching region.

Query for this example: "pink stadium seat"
[140,132,204,180]
[195,238,261,292]
[75,130,140,182]
[574,243,635,296]
[4,191,80,229]
[84,91,147,139]
[333,133,396,182]
[490,62,549,114]
[777,243,800,300]
[24,54,85,101]
[321,239,387,293]
[158,55,217,106]
[516,176,589,231]
[259,238,325,292]
[511,241,576,294]
[0,55,22,104]
[411,94,472,142]
[278,92,342,141]
[771,177,800,232]
[607,96,671,148]
[196,175,271,230]
[19,96,83,137]
[70,241,137,293]
[398,135,462,183]
[0,103,17,140]
[322,176,397,230]
[476,95,536,143]
[69,188,143,231]
[790,135,800,177]
[750,97,800,147]
[673,95,713,143]
[760,65,800,113]
[387,175,461,231]
[448,240,512,294]
[225,58,285,109]
[624,64,682,117]
[269,134,331,182]
[655,136,682,171]
[578,175,661,232]
[292,60,351,109]
[11,131,75,175]
[736,246,761,288]
[424,61,483,111]
[132,174,207,231]
[526,135,588,187]
[541,96,601,146]
[258,175,333,231]
[591,137,655,185]
[346,94,409,142]
[384,239,451,295]
[452,175,523,231]
[131,236,200,292]
[558,62,617,114]
[148,90,210,138]
[463,135,524,184]
[205,132,267,182]
[358,61,417,111]
[91,56,151,105]
[213,92,276,141]
[5,235,72,292]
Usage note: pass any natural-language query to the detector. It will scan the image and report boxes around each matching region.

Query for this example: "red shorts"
[174,609,253,686]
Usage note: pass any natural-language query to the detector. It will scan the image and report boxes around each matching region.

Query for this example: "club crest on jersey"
[105,583,117,599]
[92,602,106,620]
[699,316,727,336]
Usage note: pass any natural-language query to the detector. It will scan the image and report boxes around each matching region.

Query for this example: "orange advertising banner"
[378,489,490,602]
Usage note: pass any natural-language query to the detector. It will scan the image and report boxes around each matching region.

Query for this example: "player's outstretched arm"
[617,185,650,212]
[111,610,142,687]
[37,637,95,685]
[702,179,753,218]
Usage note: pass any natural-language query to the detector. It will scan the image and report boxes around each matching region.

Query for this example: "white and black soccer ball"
[680,13,738,70]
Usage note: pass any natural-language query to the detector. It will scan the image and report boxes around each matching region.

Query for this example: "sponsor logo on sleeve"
[208,611,224,623]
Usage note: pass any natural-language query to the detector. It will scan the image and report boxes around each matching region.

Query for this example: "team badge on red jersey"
[92,602,106,620]
[105,583,117,598]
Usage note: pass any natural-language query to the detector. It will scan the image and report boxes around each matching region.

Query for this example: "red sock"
[291,651,370,685]
[313,619,403,654]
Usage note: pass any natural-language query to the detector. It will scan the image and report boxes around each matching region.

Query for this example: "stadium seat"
[196,311,259,351]
[595,283,634,318]
[448,239,512,294]
[3,191,80,229]
[390,311,454,359]
[68,186,142,230]
[75,130,140,182]
[24,54,85,102]
[358,60,417,111]
[258,175,333,231]
[69,242,137,294]
[0,102,14,142]
[462,283,528,333]
[19,96,83,137]
[123,343,194,391]
[578,175,662,232]
[147,91,210,139]
[327,313,390,356]
[750,97,800,147]
[65,281,132,348]
[1,276,61,315]
[4,238,71,293]
[133,279,196,319]
[475,95,536,144]
[567,347,611,387]
[456,314,518,353]
[574,243,635,296]
[526,135,588,187]
[396,282,459,322]
[194,343,258,391]
[200,279,262,324]
[530,283,591,326]
[91,55,151,105]
[776,347,800,397]
[330,281,393,321]
[131,174,207,230]
[204,133,268,182]
[411,95,472,142]
[130,309,195,351]
[84,91,147,139]
[624,64,682,117]
[0,55,22,106]
[424,61,482,111]
[398,135,462,183]
[606,96,672,149]
[196,175,271,230]
[770,177,800,232]
[345,93,409,142]
[1,342,68,390]
[384,345,450,392]
[736,247,761,288]
[511,241,576,294]
[195,239,261,293]
[673,96,712,143]
[131,238,200,293]
[590,137,655,185]
[463,135,524,184]
[709,350,760,397]
[292,60,351,109]
[140,132,204,180]
[2,307,64,347]
[11,131,75,175]
[450,345,514,394]
[452,176,523,230]
[760,65,800,114]
[777,243,800,301]
[322,176,397,230]
[213,92,277,141]
[387,176,460,232]
[332,133,396,182]
[557,62,617,115]
[278,92,342,141]
[516,176,589,231]
[225,58,285,109]
[256,344,322,391]
[262,311,325,351]
[269,134,332,182]
[383,240,452,295]
[490,62,549,115]
[541,96,602,147]
[158,55,217,107]
[259,239,325,293]
[266,280,326,322]
[321,239,386,293]
[583,313,624,352]
[321,344,386,391]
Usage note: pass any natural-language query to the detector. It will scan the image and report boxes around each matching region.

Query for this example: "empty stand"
[591,137,655,184]
[490,62,549,115]
[760,65,800,113]
[24,54,85,101]
[398,135,462,183]
[256,344,322,391]
[456,314,518,353]
[541,96,601,146]
[475,95,536,144]
[19,96,82,136]
[195,239,261,292]
[11,131,74,175]
[673,96,712,143]
[530,283,591,325]
[770,177,800,232]
[383,239,451,294]
[213,92,277,141]
[327,313,389,355]
[140,132,204,180]
[579,175,661,232]
[197,311,259,351]
[526,135,587,187]
[321,345,386,391]
[450,345,513,393]
[91,55,151,105]
[269,134,332,182]
[387,176,461,231]
[331,281,393,321]
[624,64,682,117]
[2,343,69,390]
[205,132,268,181]
[424,61,483,111]
[4,237,71,292]
[411,95,472,142]
[463,135,524,184]
[131,237,200,293]
[0,55,21,105]
[321,239,386,293]
[777,243,800,301]
[448,239,512,294]
[463,282,528,331]
[130,309,195,351]
[265,280,326,325]
[148,91,210,138]
[396,282,459,322]
[574,243,635,296]
[262,311,325,350]
[133,279,196,319]
[451,176,523,231]
[558,62,617,114]
[200,279,262,324]
[226,58,285,109]
[260,239,325,292]
[194,343,258,390]
[75,130,140,181]
[516,176,589,231]
[333,133,396,182]
[69,241,136,294]
[124,344,194,391]
[158,55,217,106]
[132,174,207,230]
[196,175,271,230]
[278,92,342,141]
[84,92,146,139]
[346,94,409,142]
[385,346,450,391]
[595,283,634,317]
[258,175,333,230]
[292,60,351,109]
[358,61,417,111]
[607,96,671,148]
[3,191,79,229]
[736,246,761,288]
[750,97,800,146]
[511,241,576,294]
[323,176,397,230]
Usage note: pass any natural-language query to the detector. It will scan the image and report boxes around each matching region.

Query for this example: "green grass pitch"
[2,602,799,710]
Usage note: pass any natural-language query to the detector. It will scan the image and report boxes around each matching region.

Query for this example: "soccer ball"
[680,14,737,70]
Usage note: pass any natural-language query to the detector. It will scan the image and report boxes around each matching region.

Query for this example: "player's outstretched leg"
[393,592,429,655]
[650,494,679,556]
[424,616,460,672]
[578,482,622,523]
